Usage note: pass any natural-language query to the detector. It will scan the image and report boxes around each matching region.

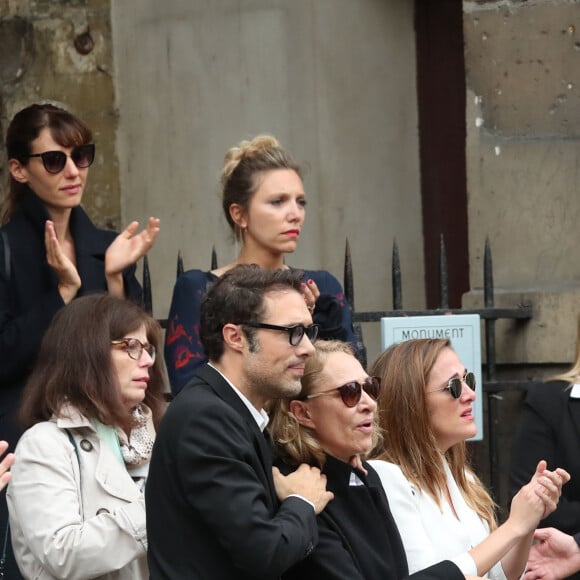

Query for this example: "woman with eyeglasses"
[0,103,160,578]
[165,135,355,394]
[6,293,166,579]
[269,339,484,580]
[367,339,569,580]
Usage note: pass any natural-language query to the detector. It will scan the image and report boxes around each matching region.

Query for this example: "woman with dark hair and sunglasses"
[367,338,569,580]
[6,293,167,579]
[165,134,355,394]
[269,340,484,580]
[0,102,160,578]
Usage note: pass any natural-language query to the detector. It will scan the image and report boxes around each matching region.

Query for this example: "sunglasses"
[429,371,476,399]
[242,322,319,346]
[303,377,381,407]
[24,143,95,174]
[111,337,156,363]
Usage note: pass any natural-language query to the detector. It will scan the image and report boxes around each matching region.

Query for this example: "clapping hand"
[105,217,160,276]
[530,460,570,519]
[45,220,81,303]
[508,461,568,536]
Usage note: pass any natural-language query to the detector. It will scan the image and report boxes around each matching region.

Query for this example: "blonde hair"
[270,340,382,468]
[548,313,580,385]
[370,339,497,530]
[221,135,302,241]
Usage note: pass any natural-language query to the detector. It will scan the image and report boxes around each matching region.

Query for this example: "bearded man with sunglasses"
[146,264,333,580]
[0,102,160,579]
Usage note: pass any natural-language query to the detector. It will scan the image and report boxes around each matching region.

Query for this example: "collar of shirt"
[208,363,269,432]
[349,471,365,486]
[570,383,580,399]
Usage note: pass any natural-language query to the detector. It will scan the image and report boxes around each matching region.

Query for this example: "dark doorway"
[415,0,469,308]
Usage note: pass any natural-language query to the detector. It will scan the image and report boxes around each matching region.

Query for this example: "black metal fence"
[342,235,536,499]
[142,237,536,498]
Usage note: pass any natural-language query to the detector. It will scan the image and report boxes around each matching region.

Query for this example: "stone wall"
[463,0,580,365]
[0,0,120,229]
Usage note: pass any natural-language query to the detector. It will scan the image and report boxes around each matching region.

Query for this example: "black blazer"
[0,191,142,440]
[280,455,464,580]
[145,364,318,580]
[510,381,580,534]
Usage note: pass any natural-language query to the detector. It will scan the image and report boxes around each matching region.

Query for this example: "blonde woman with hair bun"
[165,135,356,394]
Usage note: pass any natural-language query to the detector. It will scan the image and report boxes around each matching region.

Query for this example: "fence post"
[392,239,402,310]
[344,239,367,368]
[142,255,153,315]
[483,238,500,496]
[439,234,449,310]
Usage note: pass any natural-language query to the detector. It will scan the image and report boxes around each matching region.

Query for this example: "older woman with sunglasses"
[7,293,166,579]
[368,339,569,580]
[270,339,484,580]
[0,103,160,578]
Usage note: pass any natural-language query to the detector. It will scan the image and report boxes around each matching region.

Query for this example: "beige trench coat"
[6,407,148,579]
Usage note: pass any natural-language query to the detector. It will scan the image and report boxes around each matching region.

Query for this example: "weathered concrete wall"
[0,0,120,229]
[0,0,424,366]
[463,0,580,365]
[110,0,424,365]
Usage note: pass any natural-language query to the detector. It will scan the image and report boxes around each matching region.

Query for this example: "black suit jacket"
[280,455,464,580]
[146,364,318,579]
[510,381,580,534]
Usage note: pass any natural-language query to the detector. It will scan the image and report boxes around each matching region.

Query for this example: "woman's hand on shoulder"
[105,217,160,275]
[45,220,81,303]
[0,440,15,492]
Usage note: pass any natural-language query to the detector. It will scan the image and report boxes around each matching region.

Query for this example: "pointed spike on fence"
[142,255,153,315]
[211,246,218,270]
[177,251,184,279]
[392,238,402,310]
[343,238,354,308]
[484,237,494,308]
[439,234,449,310]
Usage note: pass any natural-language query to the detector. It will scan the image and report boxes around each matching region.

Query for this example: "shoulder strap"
[65,429,81,462]
[0,230,10,280]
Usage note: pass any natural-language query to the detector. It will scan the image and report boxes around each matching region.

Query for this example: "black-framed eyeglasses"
[302,377,381,408]
[23,143,95,174]
[241,322,319,346]
[111,337,156,363]
[428,371,476,399]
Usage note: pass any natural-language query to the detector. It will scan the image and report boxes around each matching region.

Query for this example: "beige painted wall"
[111,0,425,365]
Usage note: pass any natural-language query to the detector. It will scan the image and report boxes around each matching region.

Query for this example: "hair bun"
[221,135,281,185]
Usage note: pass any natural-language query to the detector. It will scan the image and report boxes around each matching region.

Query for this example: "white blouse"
[369,459,506,579]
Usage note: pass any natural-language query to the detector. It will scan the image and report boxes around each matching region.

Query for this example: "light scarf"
[116,404,155,467]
